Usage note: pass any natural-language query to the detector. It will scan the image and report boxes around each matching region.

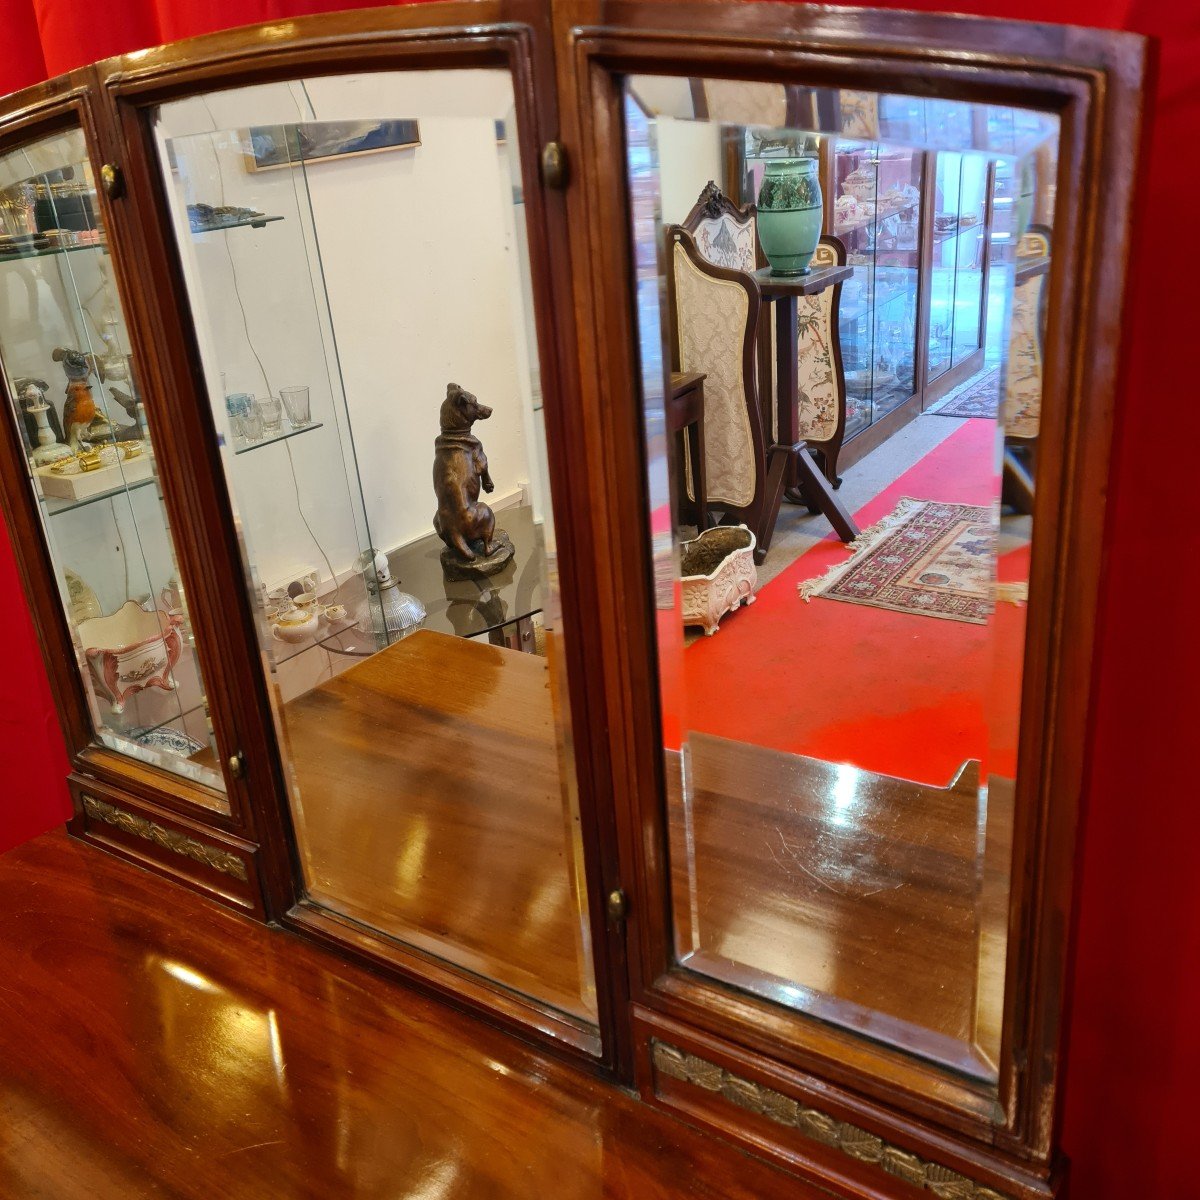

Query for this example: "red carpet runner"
[664,419,1028,786]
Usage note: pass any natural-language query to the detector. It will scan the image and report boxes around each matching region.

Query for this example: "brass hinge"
[100,163,125,199]
[541,141,568,190]
[606,887,629,924]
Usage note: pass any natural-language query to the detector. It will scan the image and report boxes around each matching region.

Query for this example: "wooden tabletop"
[0,829,812,1199]
[751,262,853,297]
[667,733,1011,1078]
[281,628,596,1023]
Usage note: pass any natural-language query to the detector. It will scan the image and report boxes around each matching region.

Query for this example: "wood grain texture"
[667,736,1012,1079]
[283,628,595,1024]
[0,829,810,1200]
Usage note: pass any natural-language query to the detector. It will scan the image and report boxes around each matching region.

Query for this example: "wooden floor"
[0,830,814,1200]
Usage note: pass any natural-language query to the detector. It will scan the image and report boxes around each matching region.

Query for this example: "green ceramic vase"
[757,157,823,276]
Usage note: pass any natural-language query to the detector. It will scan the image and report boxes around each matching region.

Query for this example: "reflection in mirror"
[625,77,1056,1079]
[0,128,225,798]
[153,72,596,1040]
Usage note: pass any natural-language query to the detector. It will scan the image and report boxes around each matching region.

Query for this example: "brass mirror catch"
[606,887,628,923]
[226,751,246,781]
[100,163,124,199]
[541,141,567,190]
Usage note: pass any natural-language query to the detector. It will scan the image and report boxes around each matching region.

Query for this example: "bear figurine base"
[440,529,514,580]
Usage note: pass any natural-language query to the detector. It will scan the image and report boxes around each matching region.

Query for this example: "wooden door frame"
[549,0,1147,1192]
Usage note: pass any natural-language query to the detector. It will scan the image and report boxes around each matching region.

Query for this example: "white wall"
[155,71,541,591]
[655,118,724,226]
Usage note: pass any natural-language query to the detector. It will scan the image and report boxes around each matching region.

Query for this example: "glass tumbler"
[225,391,252,442]
[280,385,311,428]
[256,395,283,436]
[240,402,264,442]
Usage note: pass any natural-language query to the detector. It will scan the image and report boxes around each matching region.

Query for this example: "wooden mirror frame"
[0,3,1150,1196]
[550,0,1147,1194]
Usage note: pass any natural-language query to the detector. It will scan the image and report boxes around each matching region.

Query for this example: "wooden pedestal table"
[281,627,596,1027]
[751,264,859,543]
[667,370,708,531]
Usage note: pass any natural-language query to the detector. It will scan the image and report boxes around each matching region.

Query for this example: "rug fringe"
[797,496,924,602]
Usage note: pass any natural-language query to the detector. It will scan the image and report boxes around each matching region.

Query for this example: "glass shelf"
[933,221,983,244]
[40,473,159,517]
[190,213,285,235]
[0,238,108,265]
[833,196,921,239]
[232,419,324,455]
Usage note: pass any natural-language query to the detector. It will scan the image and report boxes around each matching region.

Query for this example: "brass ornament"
[650,1042,1012,1200]
[82,795,248,882]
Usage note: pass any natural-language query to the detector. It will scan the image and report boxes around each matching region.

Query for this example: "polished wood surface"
[751,263,853,296]
[282,628,595,1024]
[667,735,1011,1079]
[0,829,812,1200]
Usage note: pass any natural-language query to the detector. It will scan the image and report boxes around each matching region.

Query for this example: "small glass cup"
[240,402,264,442]
[256,395,283,436]
[225,391,252,442]
[280,385,311,429]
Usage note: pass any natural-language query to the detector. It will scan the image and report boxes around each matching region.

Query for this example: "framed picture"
[243,120,421,173]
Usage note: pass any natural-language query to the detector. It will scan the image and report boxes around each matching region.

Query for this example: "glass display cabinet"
[0,127,224,799]
[0,5,1146,1199]
[828,139,924,439]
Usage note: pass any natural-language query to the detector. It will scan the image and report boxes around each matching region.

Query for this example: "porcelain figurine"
[15,377,71,465]
[432,383,514,578]
[52,346,101,453]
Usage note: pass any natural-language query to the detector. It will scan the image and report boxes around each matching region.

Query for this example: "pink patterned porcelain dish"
[77,600,183,715]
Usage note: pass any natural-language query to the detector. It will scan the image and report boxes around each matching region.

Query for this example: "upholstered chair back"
[794,239,844,447]
[681,181,758,274]
[670,229,762,511]
[1005,228,1051,440]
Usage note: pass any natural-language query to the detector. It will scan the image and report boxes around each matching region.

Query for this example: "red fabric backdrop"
[0,0,1196,1195]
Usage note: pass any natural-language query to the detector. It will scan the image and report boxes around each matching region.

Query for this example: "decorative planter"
[757,157,823,276]
[77,601,183,715]
[680,525,758,636]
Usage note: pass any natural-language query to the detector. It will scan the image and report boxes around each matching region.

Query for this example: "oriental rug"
[798,497,1026,625]
[929,366,1000,419]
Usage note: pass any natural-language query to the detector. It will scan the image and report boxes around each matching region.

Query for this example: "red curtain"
[1,1,1198,1196]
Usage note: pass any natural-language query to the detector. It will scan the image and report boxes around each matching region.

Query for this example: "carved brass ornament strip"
[650,1042,1012,1200]
[82,795,249,882]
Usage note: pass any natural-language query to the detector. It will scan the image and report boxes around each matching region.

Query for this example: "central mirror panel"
[153,71,597,1041]
[626,77,1057,1081]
